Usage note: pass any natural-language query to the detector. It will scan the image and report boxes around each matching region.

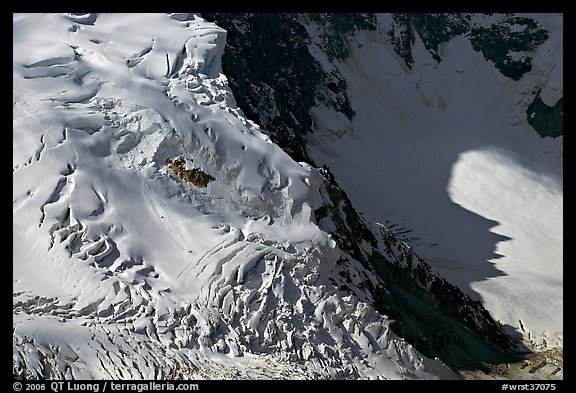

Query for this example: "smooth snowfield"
[307,14,562,350]
[13,13,456,379]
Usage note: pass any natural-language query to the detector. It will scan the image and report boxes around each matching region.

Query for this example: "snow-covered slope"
[13,13,458,379]
[305,13,562,350]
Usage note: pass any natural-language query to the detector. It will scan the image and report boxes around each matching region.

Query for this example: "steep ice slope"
[306,14,562,350]
[13,13,457,379]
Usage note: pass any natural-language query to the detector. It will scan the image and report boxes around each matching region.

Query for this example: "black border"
[10,6,569,390]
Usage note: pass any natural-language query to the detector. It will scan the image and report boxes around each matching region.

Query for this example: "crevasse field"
[14,13,457,380]
[13,13,562,379]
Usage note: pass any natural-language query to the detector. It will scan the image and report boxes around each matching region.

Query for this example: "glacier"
[13,12,563,381]
[13,13,459,380]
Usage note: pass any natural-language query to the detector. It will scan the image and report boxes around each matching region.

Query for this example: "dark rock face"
[389,13,471,67]
[527,94,563,138]
[469,16,548,81]
[315,167,518,370]
[305,13,377,61]
[388,13,549,82]
[386,13,561,137]
[207,13,561,147]
[200,12,558,370]
[202,13,359,163]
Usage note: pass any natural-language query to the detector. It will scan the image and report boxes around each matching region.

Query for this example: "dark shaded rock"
[315,166,520,370]
[527,94,563,138]
[470,16,548,81]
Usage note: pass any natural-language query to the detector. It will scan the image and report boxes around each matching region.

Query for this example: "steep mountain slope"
[309,13,563,352]
[13,13,463,380]
[203,12,562,355]
[14,12,561,380]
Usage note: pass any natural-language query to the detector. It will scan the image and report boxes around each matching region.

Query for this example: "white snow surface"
[307,14,562,350]
[13,13,457,380]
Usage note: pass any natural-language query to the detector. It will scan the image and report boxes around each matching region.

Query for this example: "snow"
[448,148,562,348]
[307,15,562,350]
[13,13,456,379]
[531,22,563,107]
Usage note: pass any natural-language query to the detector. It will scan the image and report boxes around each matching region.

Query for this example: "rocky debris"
[460,348,563,380]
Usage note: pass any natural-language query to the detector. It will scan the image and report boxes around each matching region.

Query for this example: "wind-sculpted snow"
[13,13,456,379]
